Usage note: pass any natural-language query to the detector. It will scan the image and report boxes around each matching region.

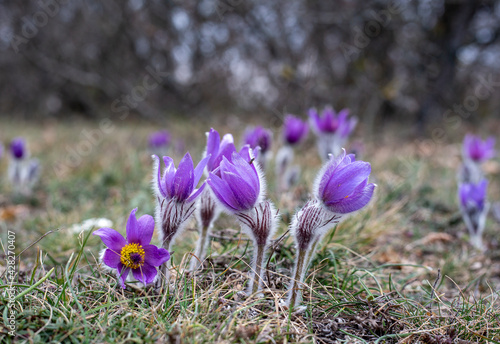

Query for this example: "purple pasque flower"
[459,179,487,212]
[283,115,308,145]
[10,137,26,160]
[152,152,210,250]
[93,208,170,288]
[207,148,277,293]
[153,152,210,203]
[207,150,263,212]
[205,128,237,173]
[244,126,272,154]
[149,130,171,149]
[308,107,357,160]
[190,128,236,271]
[314,150,375,214]
[458,179,489,251]
[463,134,495,163]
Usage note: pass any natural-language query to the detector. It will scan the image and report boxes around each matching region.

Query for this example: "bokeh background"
[1,0,500,131]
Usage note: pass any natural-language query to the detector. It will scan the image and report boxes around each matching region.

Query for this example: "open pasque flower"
[463,134,495,163]
[283,115,308,145]
[93,208,170,288]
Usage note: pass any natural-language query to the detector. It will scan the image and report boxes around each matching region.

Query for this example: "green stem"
[287,247,307,310]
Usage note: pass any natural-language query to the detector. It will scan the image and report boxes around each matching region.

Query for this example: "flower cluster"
[309,106,357,161]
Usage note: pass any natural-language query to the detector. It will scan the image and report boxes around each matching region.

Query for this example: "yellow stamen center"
[120,243,145,269]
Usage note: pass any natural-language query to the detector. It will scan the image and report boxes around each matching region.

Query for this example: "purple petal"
[102,248,121,268]
[126,208,141,244]
[325,183,376,214]
[206,129,220,171]
[187,182,207,203]
[223,153,260,195]
[317,151,347,195]
[143,245,170,266]
[211,143,237,172]
[322,161,372,202]
[173,153,194,202]
[153,155,167,197]
[163,156,176,198]
[117,263,130,288]
[207,173,239,211]
[221,170,258,210]
[132,263,157,285]
[193,154,211,187]
[93,227,126,252]
[137,214,155,246]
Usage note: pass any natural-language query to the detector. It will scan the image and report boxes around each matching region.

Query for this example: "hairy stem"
[287,246,307,310]
[249,244,266,295]
[190,225,210,271]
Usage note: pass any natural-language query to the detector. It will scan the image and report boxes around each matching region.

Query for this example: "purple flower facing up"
[205,128,237,173]
[152,152,210,254]
[244,126,272,154]
[463,134,495,163]
[314,150,375,215]
[308,107,357,160]
[10,137,26,160]
[207,148,278,294]
[93,208,170,288]
[149,130,171,149]
[207,151,263,212]
[458,180,489,251]
[283,115,308,145]
[190,128,238,271]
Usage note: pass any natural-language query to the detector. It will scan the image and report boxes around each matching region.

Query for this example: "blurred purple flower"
[243,126,272,154]
[314,150,375,214]
[283,115,308,145]
[149,130,170,149]
[459,179,487,212]
[458,179,489,251]
[10,137,26,159]
[93,208,170,288]
[308,107,356,137]
[463,134,495,163]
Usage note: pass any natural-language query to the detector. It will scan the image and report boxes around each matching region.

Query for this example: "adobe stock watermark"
[395,73,500,185]
[340,1,406,62]
[52,66,169,179]
[10,0,68,53]
[4,231,17,336]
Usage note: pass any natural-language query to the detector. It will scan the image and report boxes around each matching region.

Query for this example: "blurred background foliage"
[1,0,499,131]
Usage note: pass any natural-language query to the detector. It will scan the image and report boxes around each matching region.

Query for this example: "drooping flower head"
[314,150,375,214]
[10,137,26,160]
[148,130,170,149]
[459,180,488,212]
[308,107,357,137]
[207,148,263,212]
[153,152,210,203]
[283,115,308,145]
[205,128,237,173]
[463,134,495,163]
[243,126,272,154]
[93,208,170,288]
